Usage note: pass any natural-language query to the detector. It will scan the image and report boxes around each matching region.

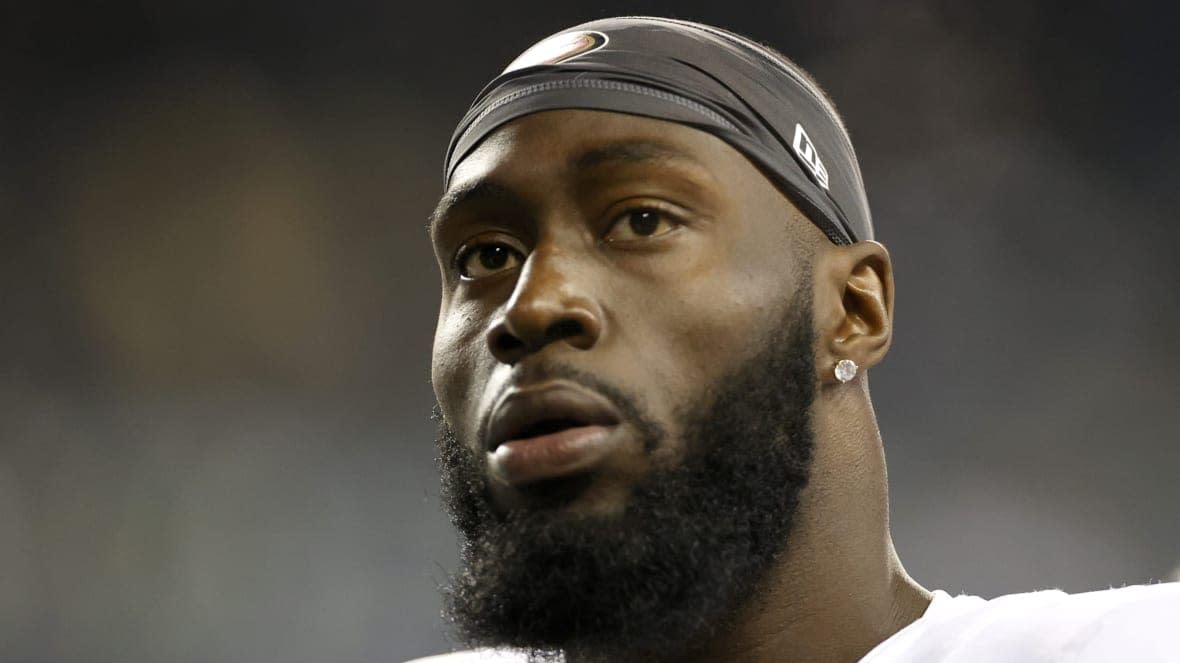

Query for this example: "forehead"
[431,110,776,245]
[447,109,750,193]
[428,108,830,261]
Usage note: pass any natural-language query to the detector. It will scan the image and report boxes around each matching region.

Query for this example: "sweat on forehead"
[444,16,874,245]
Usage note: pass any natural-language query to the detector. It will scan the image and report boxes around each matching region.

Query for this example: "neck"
[683,380,931,663]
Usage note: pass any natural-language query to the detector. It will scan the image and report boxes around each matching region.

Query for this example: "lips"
[483,381,624,486]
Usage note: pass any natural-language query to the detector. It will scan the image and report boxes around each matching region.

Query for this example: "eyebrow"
[429,139,699,238]
[429,180,519,239]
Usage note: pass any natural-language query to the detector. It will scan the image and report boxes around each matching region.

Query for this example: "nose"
[485,246,603,365]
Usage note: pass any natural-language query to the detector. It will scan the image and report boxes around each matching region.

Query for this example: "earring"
[834,359,858,383]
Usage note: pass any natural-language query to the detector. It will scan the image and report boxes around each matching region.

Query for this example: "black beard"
[434,293,816,662]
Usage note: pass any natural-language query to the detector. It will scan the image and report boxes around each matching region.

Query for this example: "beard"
[434,291,817,662]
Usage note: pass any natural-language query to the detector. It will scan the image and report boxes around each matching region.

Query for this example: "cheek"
[602,253,784,449]
[657,283,775,389]
[649,235,784,368]
[431,300,491,436]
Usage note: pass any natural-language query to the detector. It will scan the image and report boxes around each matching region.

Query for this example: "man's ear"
[813,240,894,384]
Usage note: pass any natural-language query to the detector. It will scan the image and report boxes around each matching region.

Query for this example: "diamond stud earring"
[834,359,858,383]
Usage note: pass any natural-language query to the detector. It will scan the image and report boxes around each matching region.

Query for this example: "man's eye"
[605,208,680,242]
[457,243,524,280]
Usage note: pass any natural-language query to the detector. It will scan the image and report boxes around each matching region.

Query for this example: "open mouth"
[483,382,626,487]
[510,418,587,443]
[484,383,622,452]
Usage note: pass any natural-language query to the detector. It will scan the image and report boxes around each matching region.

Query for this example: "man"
[416,16,1180,662]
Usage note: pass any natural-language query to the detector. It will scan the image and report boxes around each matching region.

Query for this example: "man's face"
[429,109,821,657]
[431,110,814,515]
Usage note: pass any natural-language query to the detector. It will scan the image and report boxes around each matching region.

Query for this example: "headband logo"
[502,31,609,74]
[792,123,830,190]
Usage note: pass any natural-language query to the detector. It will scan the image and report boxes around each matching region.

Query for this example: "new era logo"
[792,123,830,190]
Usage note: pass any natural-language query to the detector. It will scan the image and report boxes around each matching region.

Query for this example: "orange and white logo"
[503,31,609,74]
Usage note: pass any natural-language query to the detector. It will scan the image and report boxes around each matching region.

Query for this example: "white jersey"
[406,651,526,663]
[862,582,1180,662]
[407,582,1180,662]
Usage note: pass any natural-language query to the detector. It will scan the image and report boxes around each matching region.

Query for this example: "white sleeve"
[403,649,528,663]
[1069,582,1180,661]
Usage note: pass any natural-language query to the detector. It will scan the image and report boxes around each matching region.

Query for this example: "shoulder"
[1055,582,1180,660]
[403,649,527,663]
[862,582,1180,662]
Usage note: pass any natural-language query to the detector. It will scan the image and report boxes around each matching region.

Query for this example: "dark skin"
[430,109,931,662]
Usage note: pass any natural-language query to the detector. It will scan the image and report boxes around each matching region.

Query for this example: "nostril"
[545,319,584,343]
[487,308,599,362]
[493,332,524,355]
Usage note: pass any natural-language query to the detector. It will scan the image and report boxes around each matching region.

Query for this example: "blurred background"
[2,1,1178,661]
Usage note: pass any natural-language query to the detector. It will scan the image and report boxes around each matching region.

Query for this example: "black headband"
[444,16,873,245]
